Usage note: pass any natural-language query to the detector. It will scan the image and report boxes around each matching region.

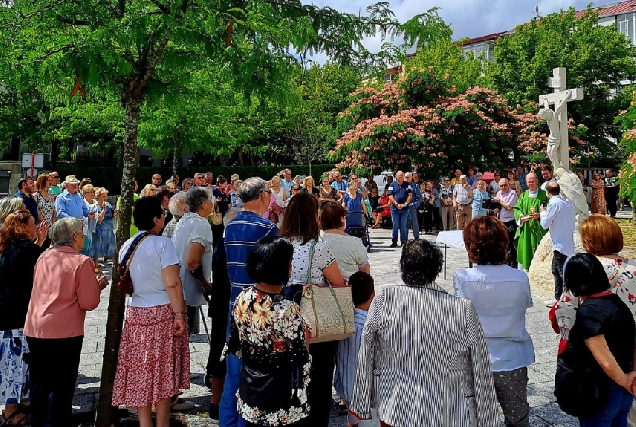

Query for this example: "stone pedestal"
[528,226,583,299]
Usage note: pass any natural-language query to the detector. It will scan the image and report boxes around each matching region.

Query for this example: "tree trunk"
[238,146,244,166]
[172,137,180,178]
[50,140,59,168]
[9,136,20,161]
[95,95,140,427]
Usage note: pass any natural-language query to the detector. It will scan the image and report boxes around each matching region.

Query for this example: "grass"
[617,218,636,248]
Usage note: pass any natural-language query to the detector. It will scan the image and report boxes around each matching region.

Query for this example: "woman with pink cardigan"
[24,218,107,427]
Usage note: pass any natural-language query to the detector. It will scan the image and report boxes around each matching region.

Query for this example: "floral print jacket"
[223,287,311,426]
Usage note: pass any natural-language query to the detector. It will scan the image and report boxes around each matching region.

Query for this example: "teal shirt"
[49,185,61,196]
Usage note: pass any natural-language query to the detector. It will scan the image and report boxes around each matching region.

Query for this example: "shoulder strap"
[610,259,630,287]
[305,241,317,285]
[120,232,153,270]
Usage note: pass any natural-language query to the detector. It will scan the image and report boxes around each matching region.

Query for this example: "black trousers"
[606,187,619,217]
[212,222,225,247]
[503,220,518,268]
[552,251,568,300]
[297,341,337,427]
[27,335,83,427]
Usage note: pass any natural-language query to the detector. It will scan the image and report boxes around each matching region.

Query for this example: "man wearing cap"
[55,175,93,221]
[453,174,473,230]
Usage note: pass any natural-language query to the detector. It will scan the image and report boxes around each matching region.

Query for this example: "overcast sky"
[301,0,596,54]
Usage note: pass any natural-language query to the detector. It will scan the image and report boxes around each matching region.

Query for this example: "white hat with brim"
[460,174,467,179]
[65,175,80,184]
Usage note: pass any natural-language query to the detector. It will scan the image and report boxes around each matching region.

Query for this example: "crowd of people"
[0,164,635,427]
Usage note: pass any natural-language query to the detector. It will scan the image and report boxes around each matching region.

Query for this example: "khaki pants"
[456,204,472,230]
[441,205,455,230]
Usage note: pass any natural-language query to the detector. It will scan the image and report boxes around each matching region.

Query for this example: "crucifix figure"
[537,67,584,172]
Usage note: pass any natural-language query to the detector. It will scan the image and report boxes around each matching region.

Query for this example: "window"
[618,15,633,39]
[384,74,393,83]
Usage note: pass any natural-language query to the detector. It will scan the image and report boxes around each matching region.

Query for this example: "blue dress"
[472,190,489,219]
[344,192,364,229]
[92,203,116,258]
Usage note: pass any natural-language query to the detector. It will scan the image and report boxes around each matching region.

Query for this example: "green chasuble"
[514,190,549,270]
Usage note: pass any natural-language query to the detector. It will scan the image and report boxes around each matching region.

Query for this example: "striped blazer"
[349,283,499,427]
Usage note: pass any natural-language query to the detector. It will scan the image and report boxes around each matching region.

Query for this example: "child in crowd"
[334,271,376,427]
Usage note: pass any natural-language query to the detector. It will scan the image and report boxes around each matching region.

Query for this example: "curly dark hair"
[280,193,320,244]
[463,216,508,265]
[400,240,443,286]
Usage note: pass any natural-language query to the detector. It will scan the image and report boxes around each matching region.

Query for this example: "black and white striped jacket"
[349,282,499,427]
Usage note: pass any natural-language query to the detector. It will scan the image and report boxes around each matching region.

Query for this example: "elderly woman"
[280,193,346,427]
[270,176,287,225]
[0,211,48,425]
[350,239,498,427]
[212,176,230,245]
[454,216,534,427]
[471,180,489,219]
[112,197,188,427]
[81,184,99,257]
[551,215,636,424]
[162,192,188,239]
[223,236,311,426]
[91,187,116,263]
[320,201,369,280]
[24,218,106,426]
[0,197,26,227]
[558,254,636,425]
[171,187,214,334]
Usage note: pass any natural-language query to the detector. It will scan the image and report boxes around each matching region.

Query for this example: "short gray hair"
[169,192,188,216]
[239,177,267,203]
[0,197,24,224]
[50,218,83,247]
[186,187,212,213]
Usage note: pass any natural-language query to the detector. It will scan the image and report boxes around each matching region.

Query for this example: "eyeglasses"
[260,189,272,195]
[444,179,450,182]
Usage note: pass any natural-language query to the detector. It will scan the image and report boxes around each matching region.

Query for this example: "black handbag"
[554,290,615,418]
[554,347,610,417]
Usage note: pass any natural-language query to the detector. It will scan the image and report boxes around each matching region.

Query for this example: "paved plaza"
[66,225,590,427]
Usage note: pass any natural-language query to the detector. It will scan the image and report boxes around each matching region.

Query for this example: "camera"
[482,199,501,210]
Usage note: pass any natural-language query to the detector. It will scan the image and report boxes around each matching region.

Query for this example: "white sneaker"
[544,298,557,308]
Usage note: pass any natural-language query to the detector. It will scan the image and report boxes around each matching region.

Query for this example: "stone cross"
[538,67,584,172]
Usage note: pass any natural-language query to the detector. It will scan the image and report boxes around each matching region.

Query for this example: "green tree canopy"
[487,7,636,164]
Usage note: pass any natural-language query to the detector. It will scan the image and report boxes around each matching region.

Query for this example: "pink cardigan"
[24,246,101,339]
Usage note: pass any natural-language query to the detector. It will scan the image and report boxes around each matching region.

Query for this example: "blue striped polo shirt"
[224,211,279,307]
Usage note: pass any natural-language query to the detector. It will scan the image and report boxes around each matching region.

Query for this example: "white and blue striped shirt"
[334,308,368,403]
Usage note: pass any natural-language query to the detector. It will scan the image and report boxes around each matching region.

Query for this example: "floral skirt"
[112,304,190,408]
[0,329,30,405]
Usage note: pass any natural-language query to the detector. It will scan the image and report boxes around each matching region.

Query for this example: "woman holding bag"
[280,193,347,427]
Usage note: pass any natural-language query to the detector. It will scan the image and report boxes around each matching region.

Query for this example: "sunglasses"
[291,187,300,191]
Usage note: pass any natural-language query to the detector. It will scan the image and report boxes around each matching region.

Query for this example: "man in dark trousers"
[604,169,619,218]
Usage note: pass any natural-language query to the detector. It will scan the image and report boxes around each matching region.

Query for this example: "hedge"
[54,164,336,195]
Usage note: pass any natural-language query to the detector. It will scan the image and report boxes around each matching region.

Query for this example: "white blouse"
[321,233,368,280]
[287,238,335,285]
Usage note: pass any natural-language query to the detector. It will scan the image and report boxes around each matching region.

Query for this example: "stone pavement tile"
[70,227,578,427]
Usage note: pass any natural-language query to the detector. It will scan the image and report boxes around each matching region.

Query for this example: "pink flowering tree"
[331,67,584,175]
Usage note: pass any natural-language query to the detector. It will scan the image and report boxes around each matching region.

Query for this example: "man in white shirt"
[488,172,501,195]
[540,166,557,191]
[540,181,575,307]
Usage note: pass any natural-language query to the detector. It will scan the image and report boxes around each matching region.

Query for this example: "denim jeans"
[390,208,409,243]
[579,384,633,427]
[407,205,419,239]
[219,354,242,427]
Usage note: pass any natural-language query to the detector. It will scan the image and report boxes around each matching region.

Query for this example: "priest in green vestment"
[514,173,548,270]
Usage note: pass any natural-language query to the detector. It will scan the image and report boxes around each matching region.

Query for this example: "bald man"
[513,173,548,271]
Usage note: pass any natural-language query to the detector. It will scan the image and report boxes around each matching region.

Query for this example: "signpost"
[22,152,44,178]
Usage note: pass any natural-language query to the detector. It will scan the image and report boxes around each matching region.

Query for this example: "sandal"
[2,410,30,426]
